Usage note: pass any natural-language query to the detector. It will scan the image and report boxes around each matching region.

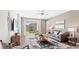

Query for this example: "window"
[55,20,65,29]
[14,19,19,33]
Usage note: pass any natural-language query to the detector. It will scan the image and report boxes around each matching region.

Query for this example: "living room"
[0,10,79,49]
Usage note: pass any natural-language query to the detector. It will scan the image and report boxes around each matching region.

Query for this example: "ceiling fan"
[37,10,48,16]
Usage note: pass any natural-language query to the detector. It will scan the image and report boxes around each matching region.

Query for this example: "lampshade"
[49,26,52,30]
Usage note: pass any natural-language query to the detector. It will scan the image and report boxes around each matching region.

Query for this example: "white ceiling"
[15,10,69,19]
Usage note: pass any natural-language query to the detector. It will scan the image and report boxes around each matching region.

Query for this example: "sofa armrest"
[0,40,3,49]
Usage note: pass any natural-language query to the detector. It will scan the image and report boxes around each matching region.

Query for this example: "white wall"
[0,11,9,44]
[0,10,20,44]
[47,10,79,32]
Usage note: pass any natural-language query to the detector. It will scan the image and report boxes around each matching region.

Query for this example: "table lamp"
[68,27,77,37]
